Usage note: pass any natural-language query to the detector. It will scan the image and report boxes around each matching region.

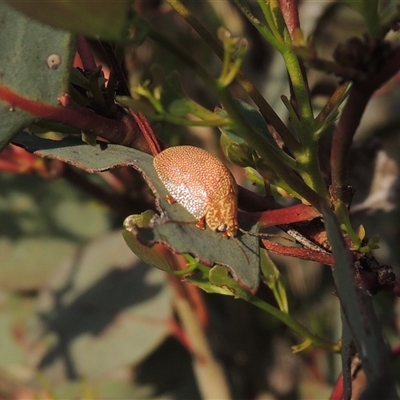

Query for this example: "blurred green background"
[1,1,400,399]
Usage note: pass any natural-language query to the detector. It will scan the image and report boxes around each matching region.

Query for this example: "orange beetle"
[153,146,239,238]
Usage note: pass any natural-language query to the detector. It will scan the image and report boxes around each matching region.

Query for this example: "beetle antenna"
[238,227,274,238]
[239,227,330,254]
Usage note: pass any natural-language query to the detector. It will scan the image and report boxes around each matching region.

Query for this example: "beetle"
[153,146,239,238]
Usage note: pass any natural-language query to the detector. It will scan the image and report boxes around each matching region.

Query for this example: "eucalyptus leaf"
[185,269,237,296]
[0,1,75,150]
[12,133,261,293]
[122,212,176,274]
[208,265,252,300]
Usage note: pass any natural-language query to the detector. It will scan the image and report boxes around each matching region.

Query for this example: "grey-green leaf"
[13,133,261,293]
[0,1,75,150]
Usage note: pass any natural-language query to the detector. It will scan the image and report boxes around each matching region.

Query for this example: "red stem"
[278,0,300,41]
[329,373,344,400]
[0,85,150,152]
[130,110,162,156]
[262,238,335,264]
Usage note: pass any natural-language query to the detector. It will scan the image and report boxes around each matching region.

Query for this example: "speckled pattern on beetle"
[153,146,239,238]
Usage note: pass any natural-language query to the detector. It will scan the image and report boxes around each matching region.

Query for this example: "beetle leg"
[196,216,206,230]
[166,194,176,204]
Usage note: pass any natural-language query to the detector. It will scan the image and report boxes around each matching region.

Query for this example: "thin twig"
[129,110,162,155]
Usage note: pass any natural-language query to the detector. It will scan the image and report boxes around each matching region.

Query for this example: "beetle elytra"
[153,146,239,238]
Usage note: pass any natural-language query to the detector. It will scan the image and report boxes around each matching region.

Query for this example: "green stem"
[281,50,314,131]
[231,0,315,152]
[186,258,338,352]
[243,0,314,133]
[256,0,284,42]
[170,261,200,276]
[280,50,326,195]
[167,0,300,154]
[288,133,329,197]
[248,294,340,352]
[211,0,324,197]
[335,200,362,250]
[233,0,284,51]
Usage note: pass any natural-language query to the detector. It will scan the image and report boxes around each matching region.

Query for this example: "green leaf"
[133,212,260,293]
[12,133,261,293]
[185,269,236,296]
[4,0,131,41]
[122,211,176,274]
[124,217,200,276]
[243,167,265,192]
[81,132,98,146]
[208,265,252,300]
[260,250,288,313]
[367,234,380,249]
[0,1,75,150]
